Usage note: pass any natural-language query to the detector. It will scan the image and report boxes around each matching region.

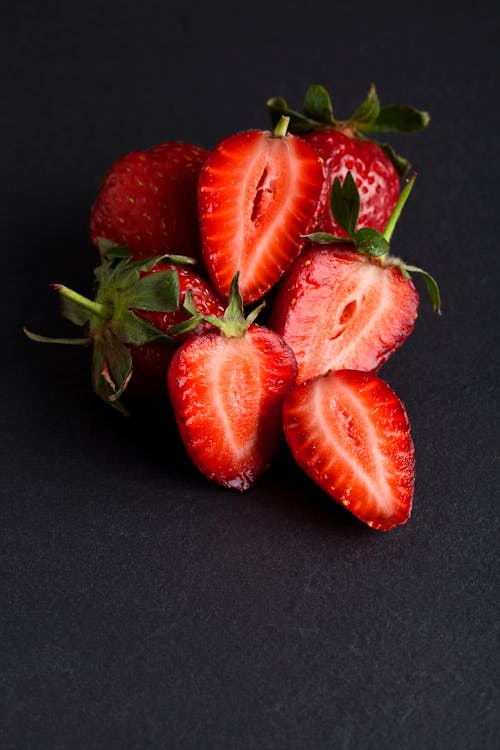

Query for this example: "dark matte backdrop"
[2,2,499,748]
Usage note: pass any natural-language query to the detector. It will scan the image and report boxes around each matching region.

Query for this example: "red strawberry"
[283,369,415,531]
[168,275,297,490]
[270,244,419,383]
[270,174,440,383]
[25,250,224,413]
[268,84,429,237]
[125,262,225,399]
[198,117,324,303]
[90,142,209,260]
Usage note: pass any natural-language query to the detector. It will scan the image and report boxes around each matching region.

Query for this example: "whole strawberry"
[270,174,440,383]
[268,84,429,236]
[25,248,224,413]
[90,142,209,261]
[168,275,297,490]
[198,117,323,303]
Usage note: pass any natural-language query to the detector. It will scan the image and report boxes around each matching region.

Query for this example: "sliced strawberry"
[168,277,297,489]
[283,370,415,531]
[198,122,323,303]
[270,245,419,383]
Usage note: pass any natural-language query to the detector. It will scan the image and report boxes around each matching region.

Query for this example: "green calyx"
[170,272,264,340]
[24,244,196,414]
[267,83,430,176]
[305,173,441,314]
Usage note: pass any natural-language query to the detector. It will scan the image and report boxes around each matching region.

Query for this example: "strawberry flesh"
[198,130,323,303]
[168,325,297,490]
[270,245,419,383]
[283,370,414,531]
[90,142,209,260]
[303,130,400,236]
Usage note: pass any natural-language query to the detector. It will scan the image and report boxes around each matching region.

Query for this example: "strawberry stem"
[382,174,416,243]
[52,284,107,319]
[272,115,290,138]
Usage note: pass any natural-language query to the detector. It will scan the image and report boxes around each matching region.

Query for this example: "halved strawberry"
[270,174,440,383]
[168,276,297,490]
[270,244,419,382]
[198,118,323,303]
[283,369,415,531]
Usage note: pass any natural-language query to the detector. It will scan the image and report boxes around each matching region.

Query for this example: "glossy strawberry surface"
[283,369,415,531]
[198,129,323,303]
[168,325,297,490]
[303,130,400,236]
[90,142,209,260]
[270,245,419,383]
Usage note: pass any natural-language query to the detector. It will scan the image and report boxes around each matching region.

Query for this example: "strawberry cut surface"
[168,325,297,490]
[283,370,415,531]
[198,129,323,303]
[270,246,419,383]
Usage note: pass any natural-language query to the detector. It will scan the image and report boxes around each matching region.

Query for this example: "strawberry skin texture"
[168,326,297,490]
[127,264,225,399]
[90,142,209,260]
[270,245,418,383]
[303,130,400,236]
[198,130,323,303]
[283,370,415,531]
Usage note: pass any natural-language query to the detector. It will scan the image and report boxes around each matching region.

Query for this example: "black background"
[2,2,499,748]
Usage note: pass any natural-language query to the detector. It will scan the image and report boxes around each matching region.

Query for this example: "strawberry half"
[268,84,429,237]
[168,275,297,490]
[283,369,415,531]
[90,142,209,261]
[198,117,324,303]
[25,248,224,413]
[270,174,440,383]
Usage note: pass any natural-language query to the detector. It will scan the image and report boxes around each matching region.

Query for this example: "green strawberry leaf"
[354,228,390,257]
[23,327,90,346]
[350,83,380,129]
[403,264,442,314]
[378,142,411,177]
[91,336,131,416]
[267,96,323,134]
[126,269,180,312]
[330,172,360,238]
[303,232,349,244]
[113,310,176,346]
[303,84,335,125]
[96,238,131,260]
[60,296,92,326]
[371,104,430,134]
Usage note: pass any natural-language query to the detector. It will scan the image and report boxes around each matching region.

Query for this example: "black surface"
[2,2,499,748]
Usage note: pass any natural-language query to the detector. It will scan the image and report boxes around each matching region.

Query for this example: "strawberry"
[90,142,209,261]
[198,117,324,303]
[283,369,415,531]
[24,248,224,413]
[167,275,297,490]
[268,84,429,236]
[270,174,440,383]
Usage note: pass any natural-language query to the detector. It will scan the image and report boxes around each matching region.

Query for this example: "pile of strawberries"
[27,84,440,532]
